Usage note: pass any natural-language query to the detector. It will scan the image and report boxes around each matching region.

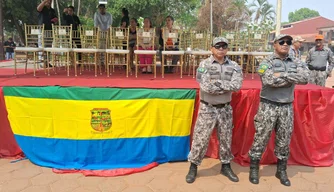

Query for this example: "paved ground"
[0,60,333,192]
[0,158,334,192]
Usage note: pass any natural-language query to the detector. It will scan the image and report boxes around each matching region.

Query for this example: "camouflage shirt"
[257,53,310,103]
[306,46,334,74]
[196,55,243,105]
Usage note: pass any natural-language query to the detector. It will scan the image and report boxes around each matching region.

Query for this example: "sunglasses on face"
[277,40,292,46]
[213,44,228,49]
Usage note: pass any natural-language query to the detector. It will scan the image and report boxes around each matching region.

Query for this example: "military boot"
[185,163,197,183]
[249,159,260,184]
[220,163,239,182]
[275,159,291,186]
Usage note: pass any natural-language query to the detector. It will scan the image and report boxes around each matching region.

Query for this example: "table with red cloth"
[1,77,333,166]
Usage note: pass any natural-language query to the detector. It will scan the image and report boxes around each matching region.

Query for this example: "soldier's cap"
[293,36,305,43]
[212,37,229,46]
[274,34,293,42]
[315,34,324,40]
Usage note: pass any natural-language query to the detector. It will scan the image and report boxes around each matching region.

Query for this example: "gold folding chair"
[72,26,103,77]
[134,27,157,78]
[246,31,272,79]
[44,24,73,76]
[14,24,44,76]
[105,27,130,77]
[187,30,212,78]
[161,28,185,78]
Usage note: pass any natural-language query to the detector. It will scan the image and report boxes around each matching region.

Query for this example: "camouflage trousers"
[248,100,294,161]
[188,102,234,165]
[308,70,328,87]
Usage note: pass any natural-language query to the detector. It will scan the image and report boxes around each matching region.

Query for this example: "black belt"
[200,100,230,108]
[308,65,326,71]
[260,98,292,106]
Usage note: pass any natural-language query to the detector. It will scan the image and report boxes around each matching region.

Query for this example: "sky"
[266,0,334,22]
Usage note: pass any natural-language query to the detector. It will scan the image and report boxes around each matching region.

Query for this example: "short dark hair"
[98,4,105,8]
[166,15,174,21]
[68,6,75,11]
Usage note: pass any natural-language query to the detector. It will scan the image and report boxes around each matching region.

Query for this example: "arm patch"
[197,67,207,73]
[258,63,269,74]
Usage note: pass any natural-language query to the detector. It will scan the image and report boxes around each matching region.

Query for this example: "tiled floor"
[0,158,333,192]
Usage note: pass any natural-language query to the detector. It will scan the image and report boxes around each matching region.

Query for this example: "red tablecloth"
[1,86,334,166]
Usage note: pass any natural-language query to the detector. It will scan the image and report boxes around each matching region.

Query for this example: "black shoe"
[249,159,260,184]
[221,163,239,182]
[185,163,197,183]
[275,159,291,186]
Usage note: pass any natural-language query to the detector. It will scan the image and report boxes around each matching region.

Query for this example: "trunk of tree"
[11,14,25,46]
[55,0,61,25]
[72,0,75,6]
[77,0,81,16]
[0,0,4,60]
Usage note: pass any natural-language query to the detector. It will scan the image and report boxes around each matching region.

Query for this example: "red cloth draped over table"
[204,87,334,167]
[1,85,334,166]
[0,87,24,158]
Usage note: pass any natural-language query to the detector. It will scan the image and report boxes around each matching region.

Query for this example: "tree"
[288,8,320,23]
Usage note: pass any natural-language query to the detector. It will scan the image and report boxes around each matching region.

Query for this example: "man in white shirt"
[94,4,112,31]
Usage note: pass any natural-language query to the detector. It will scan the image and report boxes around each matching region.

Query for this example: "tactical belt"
[200,100,230,108]
[308,65,326,71]
[260,98,292,106]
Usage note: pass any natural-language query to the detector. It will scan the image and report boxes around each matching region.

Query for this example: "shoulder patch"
[197,67,207,73]
[258,63,269,74]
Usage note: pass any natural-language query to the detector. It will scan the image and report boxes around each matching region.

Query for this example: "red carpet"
[1,68,334,168]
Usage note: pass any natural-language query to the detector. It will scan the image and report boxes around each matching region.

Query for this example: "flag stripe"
[14,135,190,170]
[5,96,194,139]
[3,86,196,100]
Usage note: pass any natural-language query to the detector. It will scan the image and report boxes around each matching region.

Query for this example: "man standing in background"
[306,34,333,87]
[94,4,112,32]
[4,37,16,60]
[289,36,305,60]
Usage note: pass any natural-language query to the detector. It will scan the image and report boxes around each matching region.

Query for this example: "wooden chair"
[44,24,73,76]
[14,24,44,76]
[105,27,130,77]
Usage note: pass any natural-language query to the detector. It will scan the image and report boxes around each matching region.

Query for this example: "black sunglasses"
[278,40,292,46]
[213,44,228,49]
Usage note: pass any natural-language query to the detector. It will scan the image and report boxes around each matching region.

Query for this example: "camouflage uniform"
[249,54,310,160]
[248,36,310,186]
[188,55,243,165]
[305,46,333,87]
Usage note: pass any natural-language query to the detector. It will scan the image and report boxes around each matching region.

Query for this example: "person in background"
[289,36,305,60]
[120,8,129,28]
[305,34,333,87]
[94,4,112,32]
[159,15,179,73]
[37,0,58,30]
[63,6,81,30]
[137,17,155,73]
[129,18,139,69]
[4,38,16,60]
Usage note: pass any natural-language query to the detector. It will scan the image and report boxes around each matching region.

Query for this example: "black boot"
[275,159,291,186]
[185,163,197,183]
[249,159,260,184]
[220,163,239,182]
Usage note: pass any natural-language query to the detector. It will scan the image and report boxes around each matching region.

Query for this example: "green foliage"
[288,8,320,23]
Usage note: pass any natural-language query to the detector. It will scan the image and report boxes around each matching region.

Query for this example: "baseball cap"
[274,34,293,42]
[293,36,305,43]
[212,37,229,46]
[315,34,324,40]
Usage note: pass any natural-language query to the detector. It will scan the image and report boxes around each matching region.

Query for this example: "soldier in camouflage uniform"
[186,37,243,184]
[306,34,333,87]
[248,34,310,186]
